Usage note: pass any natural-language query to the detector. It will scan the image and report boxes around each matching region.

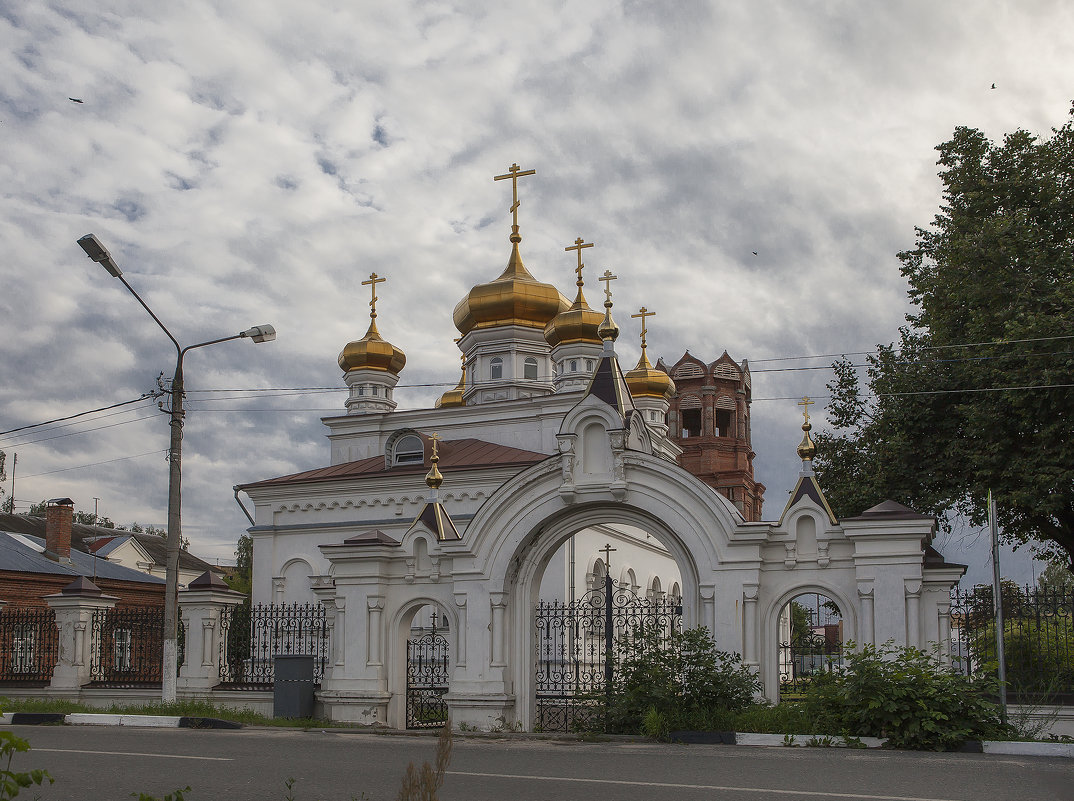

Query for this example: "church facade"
[238,166,964,729]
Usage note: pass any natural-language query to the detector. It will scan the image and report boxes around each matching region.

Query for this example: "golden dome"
[796,397,816,461]
[544,285,603,347]
[626,350,675,399]
[436,351,466,408]
[338,319,406,374]
[453,242,570,336]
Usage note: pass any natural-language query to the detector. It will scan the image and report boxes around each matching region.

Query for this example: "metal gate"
[535,577,681,732]
[406,627,450,729]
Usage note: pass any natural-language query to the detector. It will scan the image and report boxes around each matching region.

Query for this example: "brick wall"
[0,572,164,608]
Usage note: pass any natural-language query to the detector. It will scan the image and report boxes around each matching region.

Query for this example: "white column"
[490,592,508,667]
[904,580,922,646]
[177,581,248,691]
[936,596,953,665]
[46,589,118,690]
[453,592,468,667]
[857,581,875,647]
[742,584,759,665]
[366,596,383,666]
[334,596,347,667]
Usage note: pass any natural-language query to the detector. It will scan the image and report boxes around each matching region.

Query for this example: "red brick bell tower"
[659,351,765,520]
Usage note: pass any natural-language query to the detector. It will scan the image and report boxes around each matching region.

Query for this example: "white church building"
[237,166,964,729]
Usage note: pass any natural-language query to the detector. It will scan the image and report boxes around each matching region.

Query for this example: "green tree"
[225,532,253,596]
[815,103,1074,570]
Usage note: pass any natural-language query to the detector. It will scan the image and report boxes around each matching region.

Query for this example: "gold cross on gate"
[599,270,617,305]
[429,431,441,460]
[493,163,536,230]
[565,237,594,285]
[798,396,814,423]
[361,273,386,318]
[599,542,616,571]
[631,307,655,349]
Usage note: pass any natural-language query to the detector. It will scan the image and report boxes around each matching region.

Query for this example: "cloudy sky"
[1,1,1071,577]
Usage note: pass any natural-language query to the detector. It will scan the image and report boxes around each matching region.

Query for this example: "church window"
[681,409,701,437]
[674,362,704,380]
[372,386,379,396]
[524,357,538,380]
[357,386,365,396]
[490,357,503,380]
[570,359,578,372]
[585,359,593,371]
[394,435,425,465]
[715,409,732,437]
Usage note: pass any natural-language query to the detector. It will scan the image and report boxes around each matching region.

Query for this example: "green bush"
[801,641,1009,750]
[603,624,761,734]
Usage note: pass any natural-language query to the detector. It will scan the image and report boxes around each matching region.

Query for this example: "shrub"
[802,641,1009,750]
[603,623,761,734]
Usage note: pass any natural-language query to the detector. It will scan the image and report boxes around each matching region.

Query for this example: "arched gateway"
[237,169,965,729]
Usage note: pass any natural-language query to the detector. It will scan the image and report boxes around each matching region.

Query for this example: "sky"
[1,1,1070,581]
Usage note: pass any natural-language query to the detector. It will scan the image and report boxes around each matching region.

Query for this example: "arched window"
[649,576,662,599]
[585,359,593,371]
[570,359,578,372]
[394,435,425,465]
[490,357,503,380]
[357,385,365,396]
[524,357,538,380]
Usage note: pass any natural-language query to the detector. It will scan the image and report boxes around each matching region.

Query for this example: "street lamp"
[77,233,275,703]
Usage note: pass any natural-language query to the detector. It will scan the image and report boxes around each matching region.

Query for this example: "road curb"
[2,713,242,729]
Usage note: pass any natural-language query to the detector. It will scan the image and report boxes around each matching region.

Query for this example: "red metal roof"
[240,438,548,489]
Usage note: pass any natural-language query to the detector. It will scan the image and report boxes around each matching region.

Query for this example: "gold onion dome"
[338,319,407,374]
[453,242,570,336]
[626,350,675,399]
[338,272,406,374]
[544,286,603,347]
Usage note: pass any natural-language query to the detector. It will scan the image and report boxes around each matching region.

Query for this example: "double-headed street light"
[78,233,275,703]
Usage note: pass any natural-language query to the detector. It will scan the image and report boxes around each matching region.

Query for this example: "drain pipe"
[233,486,255,527]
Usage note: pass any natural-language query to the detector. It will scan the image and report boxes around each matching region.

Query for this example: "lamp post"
[78,233,275,702]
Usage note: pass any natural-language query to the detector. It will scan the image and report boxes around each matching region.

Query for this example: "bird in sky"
[991,83,996,89]
[68,97,84,103]
[752,251,758,256]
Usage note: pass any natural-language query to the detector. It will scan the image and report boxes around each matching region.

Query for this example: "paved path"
[7,725,1071,801]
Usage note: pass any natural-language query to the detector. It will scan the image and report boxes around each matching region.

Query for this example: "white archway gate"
[316,416,964,729]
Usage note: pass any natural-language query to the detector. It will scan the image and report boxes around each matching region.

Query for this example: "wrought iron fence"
[778,594,844,696]
[406,628,450,729]
[950,584,1074,704]
[89,606,165,686]
[534,583,682,732]
[0,607,59,685]
[218,602,328,687]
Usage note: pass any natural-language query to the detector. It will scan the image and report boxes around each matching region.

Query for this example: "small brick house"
[0,500,164,608]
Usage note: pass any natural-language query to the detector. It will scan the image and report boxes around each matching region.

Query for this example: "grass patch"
[0,696,349,729]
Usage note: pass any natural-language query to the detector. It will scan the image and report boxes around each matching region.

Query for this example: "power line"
[18,449,169,479]
[747,333,1074,364]
[0,413,162,448]
[0,394,158,437]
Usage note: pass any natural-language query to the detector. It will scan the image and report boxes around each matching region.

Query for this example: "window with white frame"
[524,357,538,380]
[394,435,425,465]
[490,357,503,380]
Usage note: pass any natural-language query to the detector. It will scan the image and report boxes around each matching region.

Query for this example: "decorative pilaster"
[857,581,875,647]
[453,592,468,667]
[366,596,383,666]
[936,595,953,665]
[490,592,508,667]
[904,579,922,646]
[742,584,759,665]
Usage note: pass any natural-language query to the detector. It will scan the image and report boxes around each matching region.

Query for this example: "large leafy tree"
[815,104,1074,569]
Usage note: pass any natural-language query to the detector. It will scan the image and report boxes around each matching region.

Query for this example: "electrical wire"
[0,394,158,437]
[17,449,169,479]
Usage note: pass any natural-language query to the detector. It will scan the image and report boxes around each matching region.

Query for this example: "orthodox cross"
[362,272,385,320]
[599,270,617,307]
[564,237,594,286]
[599,542,616,572]
[430,609,439,631]
[798,396,814,424]
[631,307,655,351]
[493,163,536,233]
[429,431,441,460]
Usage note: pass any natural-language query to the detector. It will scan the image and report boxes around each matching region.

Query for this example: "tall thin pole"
[989,490,1008,725]
[162,353,185,704]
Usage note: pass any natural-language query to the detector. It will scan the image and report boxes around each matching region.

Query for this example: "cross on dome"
[362,273,386,321]
[797,396,815,425]
[631,306,655,352]
[565,237,594,287]
[493,162,536,243]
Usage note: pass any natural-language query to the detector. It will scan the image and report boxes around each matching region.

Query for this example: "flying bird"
[991,83,996,89]
[68,97,84,104]
[752,251,758,256]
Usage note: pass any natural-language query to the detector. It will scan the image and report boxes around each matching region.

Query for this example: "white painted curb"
[982,741,1074,758]
[64,713,182,728]
[736,733,886,748]
[0,714,12,725]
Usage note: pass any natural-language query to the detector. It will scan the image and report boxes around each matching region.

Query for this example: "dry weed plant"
[395,722,453,801]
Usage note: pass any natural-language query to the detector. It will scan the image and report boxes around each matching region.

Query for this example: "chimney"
[45,497,75,564]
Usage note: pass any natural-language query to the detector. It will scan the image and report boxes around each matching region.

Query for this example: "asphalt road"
[5,725,1071,801]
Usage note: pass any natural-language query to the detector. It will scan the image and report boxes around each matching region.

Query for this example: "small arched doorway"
[777,591,844,698]
[404,604,451,729]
